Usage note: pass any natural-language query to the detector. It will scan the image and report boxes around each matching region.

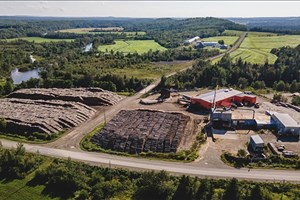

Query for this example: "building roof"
[202,42,219,46]
[250,135,264,144]
[271,113,300,128]
[185,36,200,43]
[193,89,243,103]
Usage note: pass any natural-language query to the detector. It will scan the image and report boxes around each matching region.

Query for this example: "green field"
[4,37,74,43]
[105,61,192,79]
[0,161,57,200]
[230,33,300,64]
[202,36,239,46]
[58,27,146,36]
[98,40,167,54]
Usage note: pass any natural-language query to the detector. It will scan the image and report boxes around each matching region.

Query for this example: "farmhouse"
[250,135,264,152]
[184,36,200,45]
[271,113,300,135]
[190,88,256,110]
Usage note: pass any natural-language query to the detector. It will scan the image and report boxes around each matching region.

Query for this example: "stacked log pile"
[8,87,123,106]
[0,98,96,135]
[91,109,190,154]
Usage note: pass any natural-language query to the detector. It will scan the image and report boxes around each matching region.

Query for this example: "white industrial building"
[271,113,300,135]
[184,36,200,45]
[250,135,264,152]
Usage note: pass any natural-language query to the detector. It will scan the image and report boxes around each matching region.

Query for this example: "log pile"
[0,98,96,135]
[8,87,123,106]
[91,109,190,154]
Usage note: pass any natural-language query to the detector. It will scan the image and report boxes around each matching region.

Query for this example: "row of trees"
[167,45,300,93]
[0,145,298,200]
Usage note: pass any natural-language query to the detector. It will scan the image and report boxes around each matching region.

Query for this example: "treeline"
[126,17,246,48]
[0,143,43,179]
[167,45,300,92]
[1,145,300,200]
[0,16,246,48]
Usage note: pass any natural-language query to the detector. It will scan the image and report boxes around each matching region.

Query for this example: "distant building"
[250,135,264,152]
[271,113,300,135]
[195,41,228,49]
[184,36,200,45]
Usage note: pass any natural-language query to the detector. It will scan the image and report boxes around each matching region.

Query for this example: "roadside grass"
[0,130,66,144]
[3,37,74,43]
[98,40,167,54]
[0,159,56,200]
[80,123,206,162]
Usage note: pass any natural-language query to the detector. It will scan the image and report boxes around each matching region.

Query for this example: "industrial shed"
[250,135,264,152]
[190,88,256,109]
[271,113,300,135]
[184,36,200,45]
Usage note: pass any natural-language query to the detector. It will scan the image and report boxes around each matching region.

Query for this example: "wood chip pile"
[0,98,96,135]
[91,109,190,154]
[8,87,122,106]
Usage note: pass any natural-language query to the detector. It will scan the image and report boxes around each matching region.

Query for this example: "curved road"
[1,139,300,182]
[4,32,298,182]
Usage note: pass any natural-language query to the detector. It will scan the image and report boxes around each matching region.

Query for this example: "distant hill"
[0,16,245,48]
[227,17,300,34]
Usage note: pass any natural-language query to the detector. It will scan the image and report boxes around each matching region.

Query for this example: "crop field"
[59,27,124,32]
[201,36,239,46]
[58,27,145,36]
[230,33,300,64]
[4,37,74,43]
[98,40,167,54]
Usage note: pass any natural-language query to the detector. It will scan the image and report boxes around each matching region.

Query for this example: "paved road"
[1,139,299,182]
[5,32,291,182]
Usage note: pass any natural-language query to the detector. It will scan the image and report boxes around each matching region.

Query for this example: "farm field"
[201,36,239,46]
[105,61,193,79]
[230,34,300,64]
[214,31,300,64]
[98,40,167,54]
[3,37,74,43]
[58,27,145,35]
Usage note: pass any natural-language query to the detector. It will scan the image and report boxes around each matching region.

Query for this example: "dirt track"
[46,32,247,150]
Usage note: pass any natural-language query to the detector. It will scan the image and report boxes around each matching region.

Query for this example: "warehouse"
[249,135,264,152]
[190,88,256,109]
[271,113,300,135]
[184,36,200,45]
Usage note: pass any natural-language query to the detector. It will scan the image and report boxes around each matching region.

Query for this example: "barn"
[190,88,256,109]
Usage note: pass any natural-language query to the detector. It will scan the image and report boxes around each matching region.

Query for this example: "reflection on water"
[11,68,41,84]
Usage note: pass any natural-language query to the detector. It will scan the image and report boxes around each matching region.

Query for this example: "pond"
[11,68,41,84]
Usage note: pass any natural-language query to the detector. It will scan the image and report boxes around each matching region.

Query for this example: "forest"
[166,45,300,93]
[0,144,299,200]
[0,16,245,48]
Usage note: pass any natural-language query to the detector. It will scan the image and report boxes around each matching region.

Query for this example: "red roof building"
[190,88,256,109]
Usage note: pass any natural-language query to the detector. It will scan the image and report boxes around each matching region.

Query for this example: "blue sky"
[0,1,299,18]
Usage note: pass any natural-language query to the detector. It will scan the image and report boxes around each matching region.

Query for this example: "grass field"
[4,37,74,43]
[58,27,145,36]
[0,160,57,200]
[98,40,167,54]
[106,61,193,79]
[202,36,239,46]
[230,33,300,64]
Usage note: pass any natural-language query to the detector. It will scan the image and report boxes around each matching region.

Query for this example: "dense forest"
[1,144,299,200]
[228,17,300,35]
[167,45,300,93]
[0,37,220,95]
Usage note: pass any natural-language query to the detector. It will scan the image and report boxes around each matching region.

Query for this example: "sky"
[0,1,299,18]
